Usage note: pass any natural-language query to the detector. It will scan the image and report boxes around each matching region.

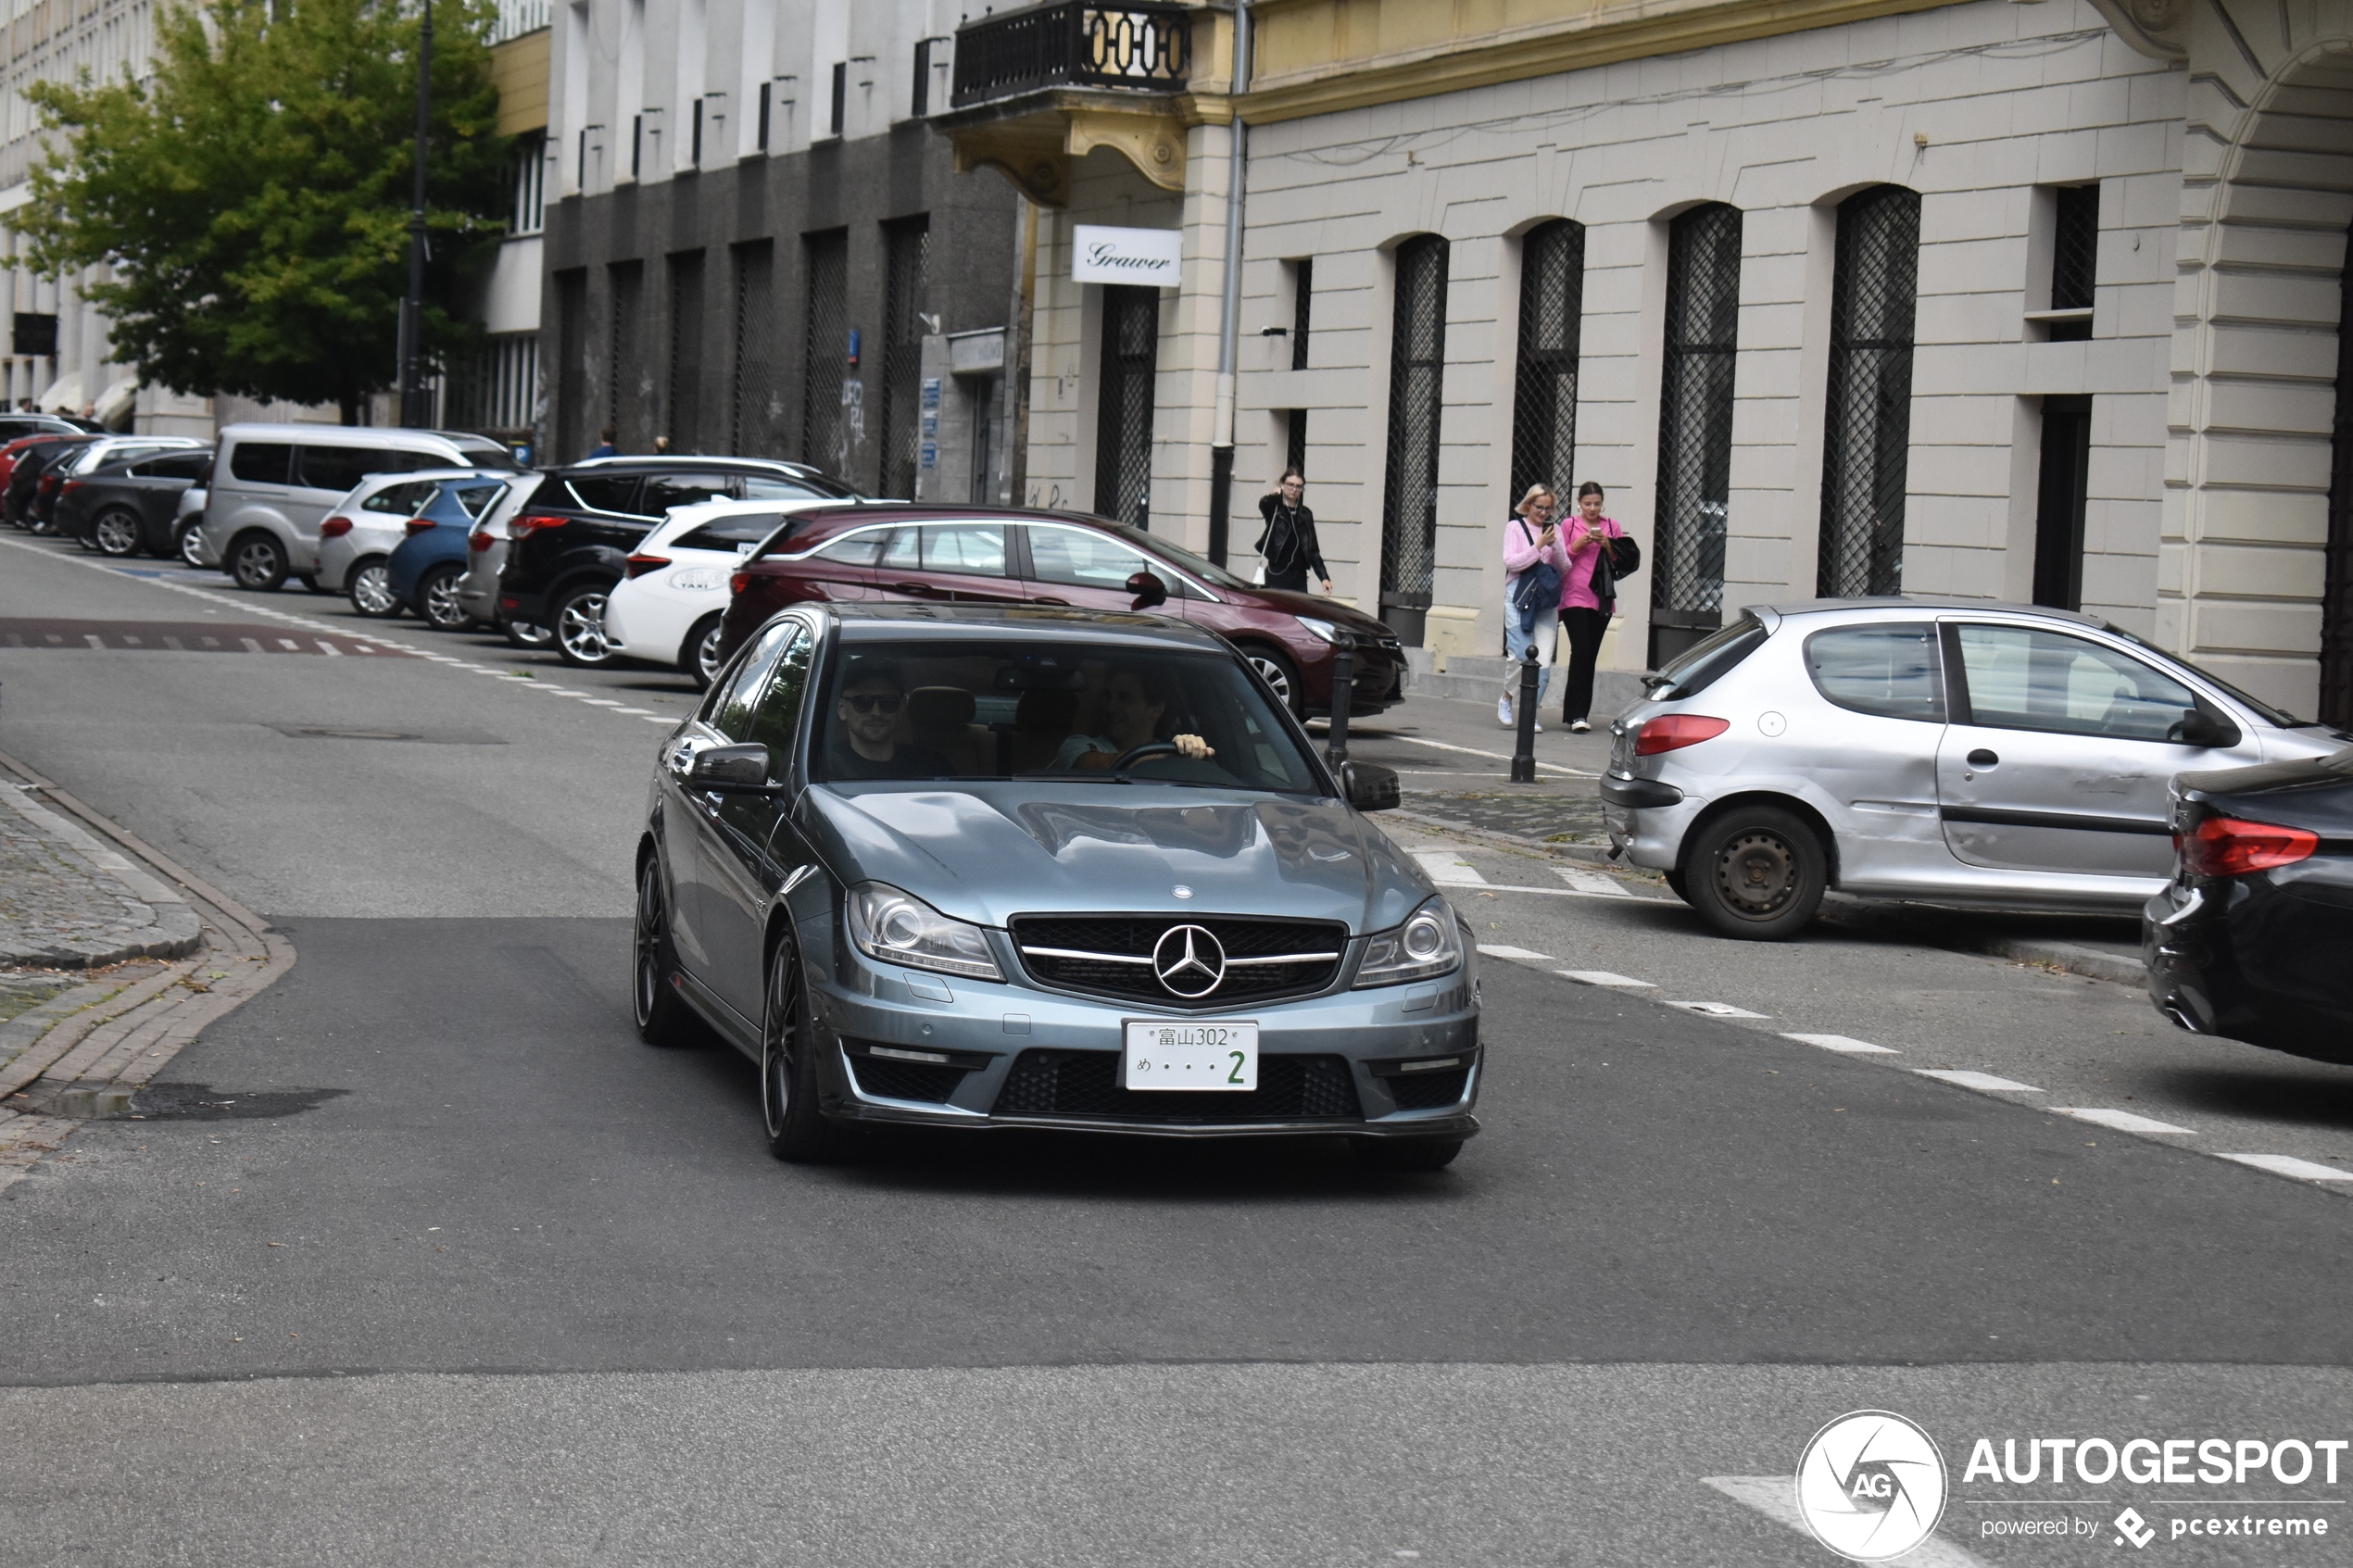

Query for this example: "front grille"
[1011,914,1346,1009]
[993,1050,1362,1123]
[1386,1066,1471,1111]
[845,1054,968,1104]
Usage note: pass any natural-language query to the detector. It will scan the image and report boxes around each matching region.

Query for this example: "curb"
[0,781,204,967]
[0,746,295,1190]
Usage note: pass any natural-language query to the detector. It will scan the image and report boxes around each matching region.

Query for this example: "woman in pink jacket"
[1555,481,1626,734]
[1499,483,1565,730]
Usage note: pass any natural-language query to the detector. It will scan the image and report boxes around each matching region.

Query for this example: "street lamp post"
[396,0,434,427]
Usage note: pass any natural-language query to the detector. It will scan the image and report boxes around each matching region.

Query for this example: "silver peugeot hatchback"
[1604,598,2351,938]
[634,604,1479,1168]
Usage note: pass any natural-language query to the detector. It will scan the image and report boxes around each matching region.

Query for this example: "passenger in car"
[830,663,951,780]
[1052,665,1216,771]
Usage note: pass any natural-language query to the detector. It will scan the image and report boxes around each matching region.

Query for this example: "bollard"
[1325,630,1355,769]
[1510,649,1540,783]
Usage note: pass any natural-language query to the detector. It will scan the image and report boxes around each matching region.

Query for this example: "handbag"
[1508,519,1563,616]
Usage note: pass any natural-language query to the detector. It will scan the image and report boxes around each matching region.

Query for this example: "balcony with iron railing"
[950,2,1193,109]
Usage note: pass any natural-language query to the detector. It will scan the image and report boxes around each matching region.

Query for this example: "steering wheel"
[1108,740,1179,773]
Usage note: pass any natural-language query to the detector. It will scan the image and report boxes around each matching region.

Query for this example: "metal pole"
[1209,0,1251,562]
[397,0,434,427]
[1325,629,1354,770]
[1510,650,1540,783]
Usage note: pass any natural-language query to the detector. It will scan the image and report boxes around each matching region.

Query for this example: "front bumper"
[806,940,1481,1138]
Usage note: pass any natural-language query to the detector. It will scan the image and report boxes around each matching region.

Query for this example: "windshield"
[811,639,1326,794]
[2102,622,2308,728]
[1100,521,1254,593]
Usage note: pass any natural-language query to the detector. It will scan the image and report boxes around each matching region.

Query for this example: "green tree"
[17,0,510,424]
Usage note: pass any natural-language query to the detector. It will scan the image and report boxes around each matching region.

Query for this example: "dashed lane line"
[1476,945,1555,963]
[2056,1108,2196,1135]
[1782,1032,1900,1055]
[1554,865,1632,896]
[1665,999,1769,1019]
[1556,970,1655,988]
[2217,1153,2353,1182]
[1410,847,1489,886]
[1701,1477,1991,1568]
[1914,1069,2043,1093]
[1377,732,1598,778]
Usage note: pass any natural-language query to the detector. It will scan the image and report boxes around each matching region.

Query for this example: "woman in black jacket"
[1254,467,1332,595]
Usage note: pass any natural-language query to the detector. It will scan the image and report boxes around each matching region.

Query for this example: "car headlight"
[1353,896,1464,987]
[1294,615,1338,643]
[847,883,1001,980]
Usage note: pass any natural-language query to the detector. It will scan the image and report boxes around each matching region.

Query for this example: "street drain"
[120,1084,349,1121]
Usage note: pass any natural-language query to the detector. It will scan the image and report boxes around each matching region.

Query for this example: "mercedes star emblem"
[1151,924,1227,998]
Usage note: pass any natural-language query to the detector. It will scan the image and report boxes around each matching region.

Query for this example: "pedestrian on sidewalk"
[1254,467,1332,596]
[1556,480,1627,734]
[586,424,618,459]
[1499,483,1566,732]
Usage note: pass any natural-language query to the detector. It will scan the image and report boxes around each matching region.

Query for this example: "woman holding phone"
[1498,483,1566,730]
[1555,481,1627,734]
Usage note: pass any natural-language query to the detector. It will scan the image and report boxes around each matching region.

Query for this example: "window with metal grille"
[1094,284,1160,527]
[1816,184,1920,598]
[555,269,586,460]
[731,241,778,458]
[2325,220,2353,727]
[1379,234,1448,642]
[1652,204,1741,661]
[445,333,541,438]
[1509,219,1584,508]
[2049,184,2098,343]
[876,217,930,498]
[668,250,704,450]
[1290,257,1312,370]
[608,260,644,446]
[1286,408,1306,480]
[802,231,849,477]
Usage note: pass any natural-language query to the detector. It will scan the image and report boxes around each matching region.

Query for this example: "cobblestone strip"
[0,781,203,966]
[0,746,294,1189]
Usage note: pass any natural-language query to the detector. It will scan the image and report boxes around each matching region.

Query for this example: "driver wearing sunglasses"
[831,663,950,780]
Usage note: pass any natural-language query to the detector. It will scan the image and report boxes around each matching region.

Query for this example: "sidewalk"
[1341,689,2146,987]
[1,778,202,967]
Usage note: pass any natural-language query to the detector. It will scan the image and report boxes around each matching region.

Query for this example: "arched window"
[1510,220,1585,506]
[1653,203,1742,664]
[1818,184,1922,597]
[1379,234,1449,644]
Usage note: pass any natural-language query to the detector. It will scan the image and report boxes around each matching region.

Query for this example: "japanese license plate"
[1121,1020,1259,1091]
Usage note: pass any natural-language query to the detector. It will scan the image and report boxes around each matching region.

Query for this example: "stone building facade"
[943,0,2352,723]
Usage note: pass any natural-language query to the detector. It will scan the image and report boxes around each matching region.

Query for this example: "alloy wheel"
[349,562,396,616]
[177,521,207,566]
[1247,654,1293,707]
[694,621,727,687]
[1713,829,1799,919]
[556,590,611,664]
[232,537,283,590]
[633,861,665,1028]
[421,569,468,630]
[94,511,142,556]
[761,947,800,1142]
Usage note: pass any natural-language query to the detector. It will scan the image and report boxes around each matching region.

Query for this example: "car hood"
[797,782,1431,935]
[1234,585,1393,636]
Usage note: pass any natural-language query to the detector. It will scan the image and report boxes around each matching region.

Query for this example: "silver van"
[198,423,517,590]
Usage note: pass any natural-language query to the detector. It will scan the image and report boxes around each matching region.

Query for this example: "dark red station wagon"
[718,506,1406,719]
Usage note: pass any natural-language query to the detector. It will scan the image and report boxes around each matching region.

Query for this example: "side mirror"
[1126,571,1168,610]
[1341,760,1401,813]
[2171,709,2241,749]
[688,742,774,791]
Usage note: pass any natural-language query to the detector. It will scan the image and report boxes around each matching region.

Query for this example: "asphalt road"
[3,534,2351,1567]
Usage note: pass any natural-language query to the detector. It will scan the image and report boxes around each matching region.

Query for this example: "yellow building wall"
[491,27,550,137]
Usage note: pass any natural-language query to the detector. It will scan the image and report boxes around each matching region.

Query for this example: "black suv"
[496,458,858,668]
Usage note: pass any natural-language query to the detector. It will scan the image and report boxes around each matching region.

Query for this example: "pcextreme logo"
[1794,1410,1950,1562]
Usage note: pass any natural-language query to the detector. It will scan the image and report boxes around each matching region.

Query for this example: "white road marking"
[1411,848,1489,886]
[2218,1153,2353,1181]
[1382,733,1596,777]
[643,715,674,723]
[612,708,657,717]
[1475,945,1554,963]
[1554,866,1630,896]
[2057,1108,2195,1135]
[1782,1033,1899,1054]
[318,640,342,656]
[1666,1000,1768,1019]
[1556,970,1654,988]
[1702,1476,1992,1567]
[1914,1069,2042,1093]
[578,698,625,708]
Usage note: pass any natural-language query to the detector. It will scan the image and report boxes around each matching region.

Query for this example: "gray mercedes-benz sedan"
[634,604,1479,1169]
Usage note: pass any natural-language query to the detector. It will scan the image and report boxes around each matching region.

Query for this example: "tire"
[1682,804,1828,941]
[91,508,145,558]
[681,612,726,691]
[761,933,855,1163]
[176,518,208,566]
[227,532,288,591]
[1353,1137,1465,1173]
[550,582,618,668]
[1663,867,1690,904]
[632,854,695,1047]
[503,618,555,651]
[1244,644,1304,717]
[297,573,329,595]
[346,558,400,618]
[416,564,471,631]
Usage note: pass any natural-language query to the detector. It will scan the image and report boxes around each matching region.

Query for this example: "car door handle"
[1967,748,1999,768]
[890,582,929,595]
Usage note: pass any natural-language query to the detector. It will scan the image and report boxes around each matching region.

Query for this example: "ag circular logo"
[1794,1411,1947,1562]
[1151,924,1227,997]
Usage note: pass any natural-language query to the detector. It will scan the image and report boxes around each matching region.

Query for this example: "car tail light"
[625,553,672,579]
[1633,714,1730,756]
[730,570,752,596]
[510,512,568,535]
[58,479,82,495]
[468,530,494,553]
[403,518,437,536]
[38,474,58,493]
[319,516,354,539]
[2177,815,2318,878]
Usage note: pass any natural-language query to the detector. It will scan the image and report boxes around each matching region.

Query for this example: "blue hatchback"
[385,471,523,630]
